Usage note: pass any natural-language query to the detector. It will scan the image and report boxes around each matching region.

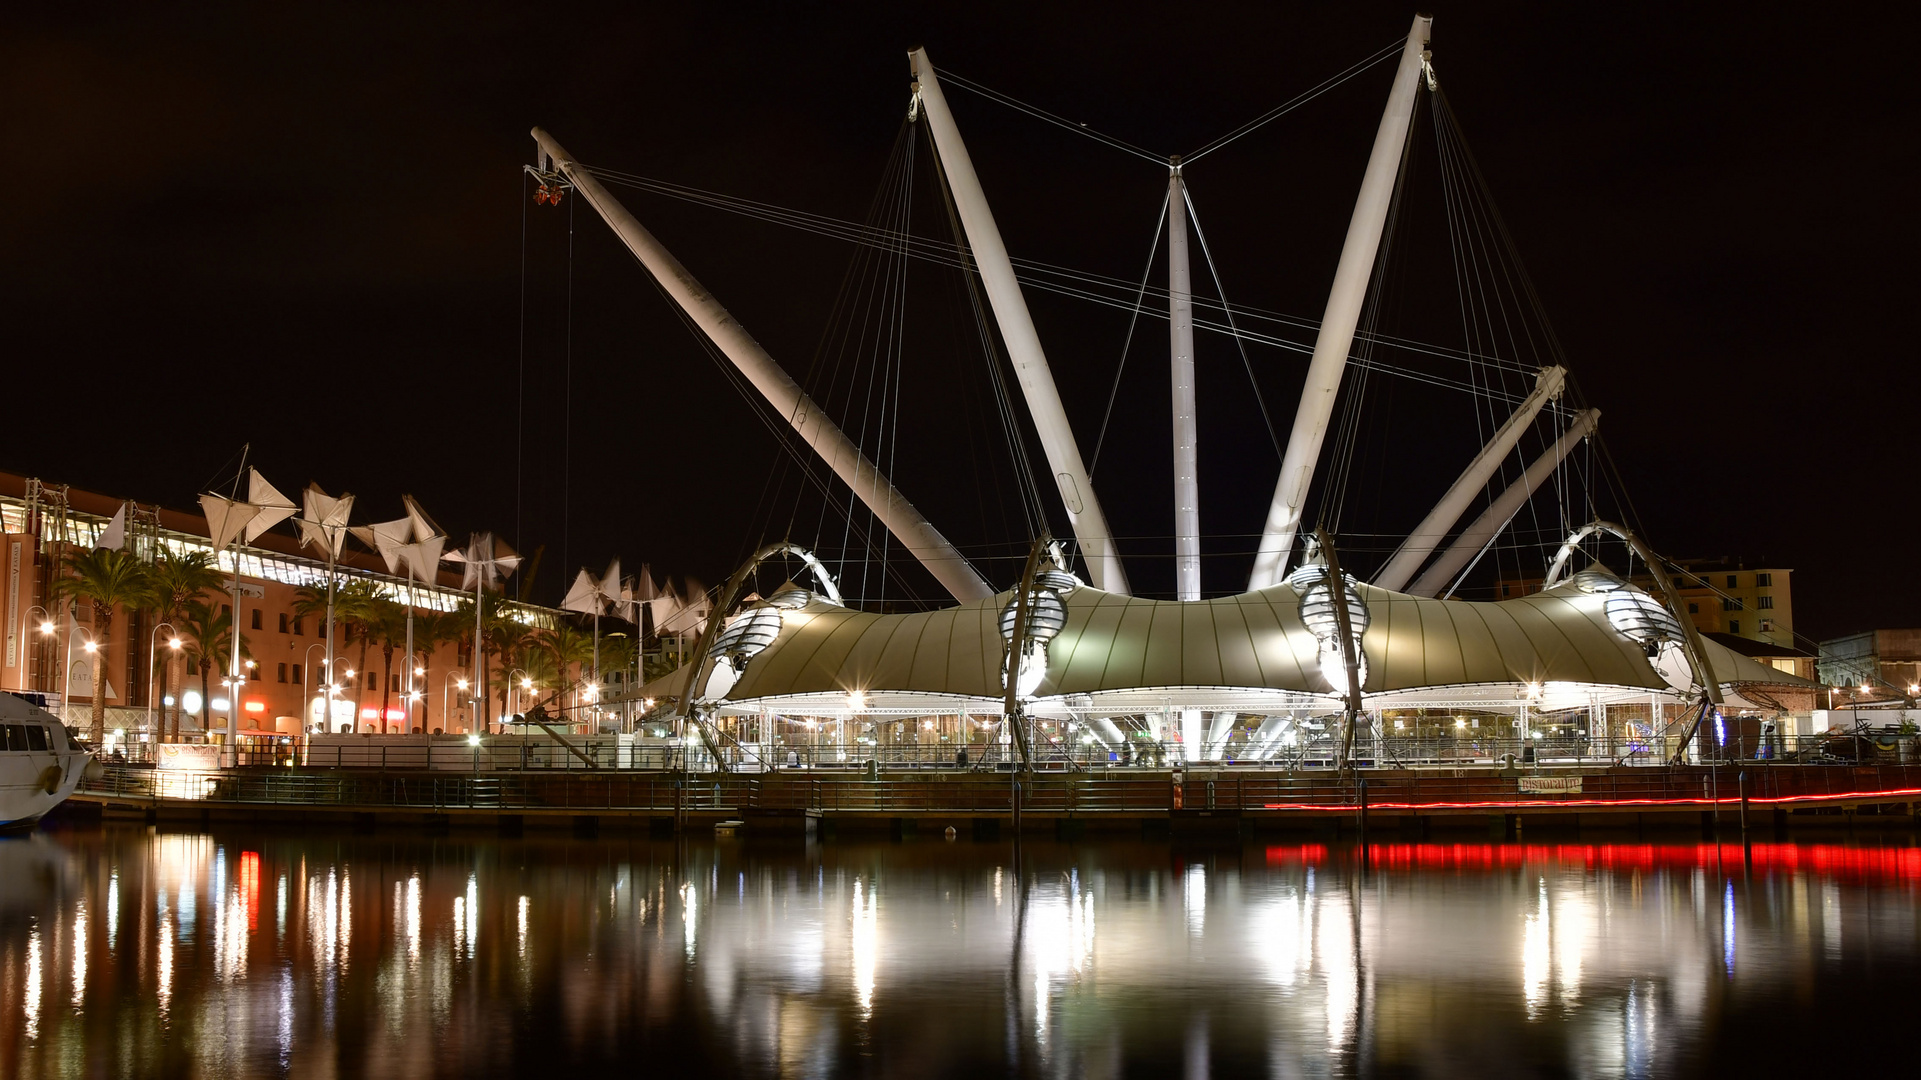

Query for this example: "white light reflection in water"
[681,881,698,961]
[407,875,422,963]
[1523,878,1550,1018]
[156,913,173,1021]
[1556,884,1588,1011]
[851,878,878,1018]
[107,872,118,951]
[24,922,42,1039]
[307,868,351,974]
[1316,892,1357,1050]
[1023,870,1098,1054]
[1184,864,1206,939]
[1723,881,1736,977]
[518,895,530,959]
[1256,888,1305,988]
[70,902,87,1009]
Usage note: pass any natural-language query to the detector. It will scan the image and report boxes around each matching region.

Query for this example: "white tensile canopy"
[705,579,1808,719]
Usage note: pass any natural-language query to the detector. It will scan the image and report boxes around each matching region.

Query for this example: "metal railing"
[74,761,1921,817]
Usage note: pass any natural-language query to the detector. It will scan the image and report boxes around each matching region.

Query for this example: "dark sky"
[4,2,1912,641]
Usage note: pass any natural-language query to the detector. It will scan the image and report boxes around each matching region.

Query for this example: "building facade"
[1497,557,1796,649]
[1818,629,1921,698]
[2,472,567,740]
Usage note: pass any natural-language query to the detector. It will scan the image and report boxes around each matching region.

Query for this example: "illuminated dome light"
[998,588,1068,643]
[710,605,784,661]
[1294,563,1370,695]
[1604,589,1684,648]
[1569,567,1625,593]
[1002,639,1048,699]
[1034,567,1082,595]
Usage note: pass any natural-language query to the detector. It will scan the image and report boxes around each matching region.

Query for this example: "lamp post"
[23,604,57,697]
[146,622,180,740]
[443,670,470,734]
[302,643,333,731]
[67,623,99,729]
[508,668,531,724]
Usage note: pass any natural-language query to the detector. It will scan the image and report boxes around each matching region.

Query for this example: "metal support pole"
[531,128,992,604]
[908,51,1129,596]
[1409,409,1600,596]
[1168,162,1201,602]
[1372,365,1567,592]
[1316,529,1366,771]
[1250,15,1433,589]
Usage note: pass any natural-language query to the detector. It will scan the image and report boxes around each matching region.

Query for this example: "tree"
[411,607,465,732]
[531,622,595,725]
[146,548,224,742]
[53,547,151,746]
[363,597,409,731]
[320,578,385,729]
[178,600,247,739]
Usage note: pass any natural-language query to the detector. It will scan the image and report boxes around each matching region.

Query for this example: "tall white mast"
[1408,407,1600,597]
[909,49,1130,596]
[1372,364,1566,592]
[1248,14,1433,590]
[531,128,993,604]
[1168,162,1201,601]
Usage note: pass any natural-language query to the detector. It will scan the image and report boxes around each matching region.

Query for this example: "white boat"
[0,692,94,829]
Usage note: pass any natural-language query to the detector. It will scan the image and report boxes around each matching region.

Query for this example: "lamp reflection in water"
[70,901,87,1009]
[25,924,42,1040]
[1524,878,1551,1018]
[851,878,878,1018]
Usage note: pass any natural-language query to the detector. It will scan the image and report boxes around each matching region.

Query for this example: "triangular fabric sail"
[298,484,354,559]
[634,564,658,602]
[447,532,523,592]
[351,517,412,575]
[96,502,128,552]
[400,536,447,585]
[243,469,298,542]
[562,569,604,615]
[199,495,259,552]
[401,495,445,544]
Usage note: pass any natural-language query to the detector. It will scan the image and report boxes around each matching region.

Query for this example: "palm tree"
[178,600,247,739]
[53,547,151,745]
[411,607,465,731]
[532,622,595,725]
[460,591,530,733]
[146,548,224,742]
[364,597,409,731]
[317,578,384,728]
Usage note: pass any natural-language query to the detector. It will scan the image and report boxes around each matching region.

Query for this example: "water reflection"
[1,830,1918,1076]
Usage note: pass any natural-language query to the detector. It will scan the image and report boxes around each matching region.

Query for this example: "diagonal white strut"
[1168,163,1201,601]
[1372,364,1567,592]
[531,128,993,604]
[909,49,1130,596]
[1408,407,1600,597]
[1248,14,1433,590]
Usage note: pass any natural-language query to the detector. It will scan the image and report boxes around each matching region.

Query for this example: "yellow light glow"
[38,621,54,635]
[456,679,469,691]
[83,640,97,653]
[521,678,533,690]
[168,638,182,649]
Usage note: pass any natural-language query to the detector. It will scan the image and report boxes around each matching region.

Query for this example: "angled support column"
[910,49,1130,596]
[1373,365,1567,592]
[1249,14,1433,590]
[532,128,992,603]
[1168,163,1201,601]
[1409,407,1599,597]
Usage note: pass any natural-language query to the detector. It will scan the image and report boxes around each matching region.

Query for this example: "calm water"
[2,825,1919,1078]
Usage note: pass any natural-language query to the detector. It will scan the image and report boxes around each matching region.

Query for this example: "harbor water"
[2,825,1917,1077]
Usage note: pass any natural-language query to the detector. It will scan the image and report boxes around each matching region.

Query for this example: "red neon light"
[1259,785,1921,813]
[244,701,266,713]
[239,851,261,931]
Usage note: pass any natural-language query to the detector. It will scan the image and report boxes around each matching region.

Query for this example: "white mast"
[908,49,1131,596]
[1408,407,1600,597]
[1372,364,1566,592]
[1248,14,1433,590]
[1167,163,1201,601]
[532,128,993,604]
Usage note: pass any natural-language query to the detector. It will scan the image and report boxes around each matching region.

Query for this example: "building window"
[278,613,289,633]
[1726,574,1738,588]
[390,673,401,692]
[250,609,262,630]
[1757,595,1774,610]
[277,663,288,683]
[222,603,232,617]
[1755,573,1772,587]
[292,663,303,685]
[1688,602,1699,614]
[293,618,304,636]
[1722,598,1744,611]
[365,671,376,690]
[1729,619,1740,634]
[1759,619,1773,633]
[250,665,262,681]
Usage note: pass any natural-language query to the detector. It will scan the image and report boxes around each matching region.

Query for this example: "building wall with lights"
[1,471,577,738]
[1498,560,1796,649]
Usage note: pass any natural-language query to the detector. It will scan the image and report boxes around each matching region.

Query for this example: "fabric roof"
[717,578,1809,709]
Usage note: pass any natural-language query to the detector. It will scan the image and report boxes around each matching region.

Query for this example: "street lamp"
[442,670,470,734]
[303,642,332,730]
[22,604,58,698]
[66,622,99,727]
[509,668,531,724]
[147,621,181,739]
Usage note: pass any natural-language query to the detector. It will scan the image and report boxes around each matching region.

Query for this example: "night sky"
[5,2,1912,640]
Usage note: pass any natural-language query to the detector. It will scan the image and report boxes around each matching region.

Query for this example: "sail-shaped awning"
[713,579,1809,716]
